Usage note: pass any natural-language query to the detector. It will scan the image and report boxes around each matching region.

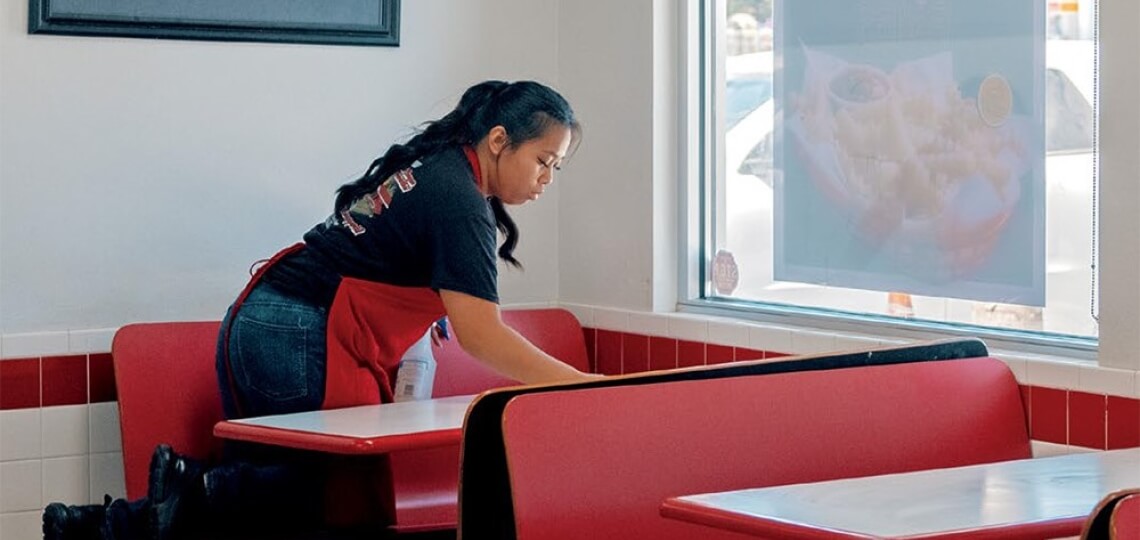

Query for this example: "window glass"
[707,0,1098,339]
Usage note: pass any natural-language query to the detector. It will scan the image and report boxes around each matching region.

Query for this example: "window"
[693,0,1099,346]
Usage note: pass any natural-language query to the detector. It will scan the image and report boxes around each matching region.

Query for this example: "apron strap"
[220,242,306,418]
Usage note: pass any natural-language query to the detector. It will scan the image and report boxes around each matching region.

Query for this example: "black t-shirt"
[263,146,499,307]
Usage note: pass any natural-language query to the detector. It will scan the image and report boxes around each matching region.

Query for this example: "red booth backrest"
[1081,488,1140,540]
[1112,494,1140,539]
[110,308,589,529]
[112,321,225,499]
[430,308,589,397]
[499,356,1031,540]
[387,308,590,531]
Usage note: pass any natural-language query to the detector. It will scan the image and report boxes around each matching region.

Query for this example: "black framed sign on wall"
[28,0,400,47]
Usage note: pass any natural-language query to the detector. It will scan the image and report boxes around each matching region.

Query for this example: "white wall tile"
[593,308,630,332]
[994,355,1029,383]
[1,332,69,359]
[749,325,792,353]
[88,452,126,504]
[41,406,88,458]
[832,334,881,352]
[1030,440,1071,457]
[89,403,122,454]
[0,461,43,512]
[42,456,89,506]
[707,320,751,348]
[0,410,41,462]
[667,316,708,342]
[0,511,42,540]
[1066,445,1099,454]
[502,301,557,310]
[559,304,595,327]
[1078,366,1136,398]
[67,329,115,355]
[791,331,838,355]
[1025,359,1082,390]
[877,338,912,347]
[628,312,670,337]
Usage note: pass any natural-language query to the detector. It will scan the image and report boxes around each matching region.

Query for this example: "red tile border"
[0,358,41,409]
[735,348,766,361]
[606,326,1138,450]
[1019,385,1032,431]
[90,353,117,403]
[706,344,734,365]
[1068,391,1107,450]
[42,355,88,407]
[621,333,649,374]
[582,328,597,373]
[677,340,705,368]
[595,330,623,376]
[1029,387,1067,444]
[1108,396,1140,450]
[649,337,677,371]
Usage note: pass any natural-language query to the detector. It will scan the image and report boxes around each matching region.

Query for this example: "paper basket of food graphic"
[786,48,1031,283]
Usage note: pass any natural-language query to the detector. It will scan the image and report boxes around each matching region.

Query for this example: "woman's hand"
[439,289,594,385]
[429,318,449,347]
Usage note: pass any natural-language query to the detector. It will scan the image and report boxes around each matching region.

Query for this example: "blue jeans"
[216,281,328,420]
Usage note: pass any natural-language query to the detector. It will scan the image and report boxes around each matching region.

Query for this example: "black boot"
[200,460,326,535]
[101,497,150,540]
[147,444,206,540]
[42,495,111,540]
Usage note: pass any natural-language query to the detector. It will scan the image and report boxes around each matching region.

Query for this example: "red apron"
[221,249,444,414]
[223,146,480,414]
[322,277,444,408]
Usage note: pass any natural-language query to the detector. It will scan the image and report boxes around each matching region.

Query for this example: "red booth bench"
[458,338,1031,540]
[111,307,588,533]
[1081,488,1140,540]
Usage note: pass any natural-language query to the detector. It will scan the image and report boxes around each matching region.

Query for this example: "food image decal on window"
[773,0,1046,306]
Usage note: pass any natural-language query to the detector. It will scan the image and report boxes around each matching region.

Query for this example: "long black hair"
[335,80,581,268]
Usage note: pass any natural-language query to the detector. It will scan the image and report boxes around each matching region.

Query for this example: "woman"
[44,79,595,540]
[219,79,592,418]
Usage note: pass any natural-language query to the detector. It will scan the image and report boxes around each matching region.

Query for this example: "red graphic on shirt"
[341,167,416,235]
[366,183,397,214]
[393,169,417,192]
[340,210,366,236]
[375,182,396,210]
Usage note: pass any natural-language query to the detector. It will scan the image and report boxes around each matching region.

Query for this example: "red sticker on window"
[712,249,739,296]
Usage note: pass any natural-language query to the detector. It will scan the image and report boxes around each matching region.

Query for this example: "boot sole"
[42,504,69,540]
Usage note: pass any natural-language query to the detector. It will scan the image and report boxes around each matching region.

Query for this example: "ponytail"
[334,80,509,213]
[335,80,580,269]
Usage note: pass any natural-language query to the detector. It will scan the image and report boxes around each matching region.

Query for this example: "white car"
[725,52,774,185]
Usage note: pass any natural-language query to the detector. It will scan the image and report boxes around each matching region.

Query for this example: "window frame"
[677,0,1130,363]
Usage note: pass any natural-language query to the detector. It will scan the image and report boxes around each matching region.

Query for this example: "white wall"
[0,0,563,337]
[1096,0,1140,371]
[556,1,659,311]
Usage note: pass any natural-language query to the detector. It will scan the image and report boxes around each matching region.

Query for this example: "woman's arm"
[440,289,597,384]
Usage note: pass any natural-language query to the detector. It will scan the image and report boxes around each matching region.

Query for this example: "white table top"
[213,394,476,454]
[662,448,1140,539]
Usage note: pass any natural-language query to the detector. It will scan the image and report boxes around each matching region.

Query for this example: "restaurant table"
[660,448,1140,539]
[213,394,475,455]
